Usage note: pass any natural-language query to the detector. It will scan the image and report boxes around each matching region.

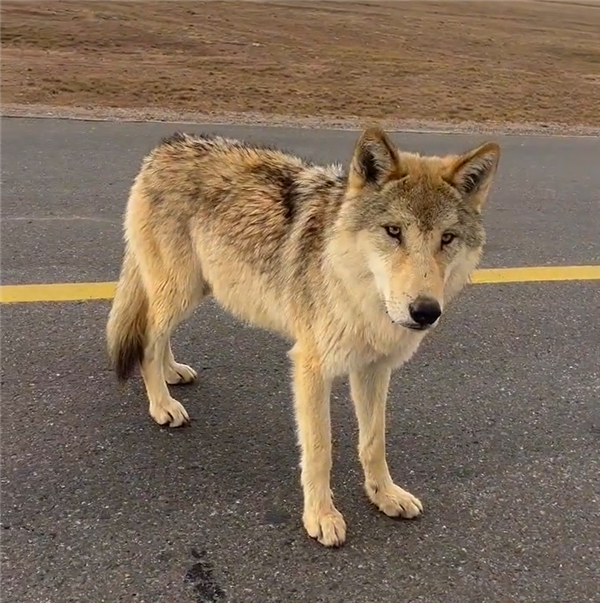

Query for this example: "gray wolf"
[106,126,500,547]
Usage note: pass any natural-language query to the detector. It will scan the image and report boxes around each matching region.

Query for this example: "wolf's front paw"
[366,482,423,519]
[303,504,347,547]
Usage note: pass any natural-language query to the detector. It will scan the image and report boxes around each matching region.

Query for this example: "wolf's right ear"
[348,127,403,193]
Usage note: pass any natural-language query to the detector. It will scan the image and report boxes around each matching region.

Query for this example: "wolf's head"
[336,126,500,331]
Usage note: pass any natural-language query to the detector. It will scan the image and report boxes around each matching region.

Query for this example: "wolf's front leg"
[291,347,346,547]
[350,362,423,520]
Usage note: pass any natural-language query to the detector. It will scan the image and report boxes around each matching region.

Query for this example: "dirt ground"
[1,1,599,131]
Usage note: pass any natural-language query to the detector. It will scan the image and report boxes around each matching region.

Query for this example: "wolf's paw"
[149,397,190,428]
[303,505,347,547]
[366,482,423,519]
[165,362,197,385]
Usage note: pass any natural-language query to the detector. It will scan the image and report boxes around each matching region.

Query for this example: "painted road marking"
[469,265,600,284]
[1,265,599,304]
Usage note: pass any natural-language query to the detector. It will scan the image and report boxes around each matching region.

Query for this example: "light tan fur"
[106,126,500,546]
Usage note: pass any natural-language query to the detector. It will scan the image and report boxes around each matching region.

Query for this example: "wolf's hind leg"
[137,250,206,427]
[163,340,198,385]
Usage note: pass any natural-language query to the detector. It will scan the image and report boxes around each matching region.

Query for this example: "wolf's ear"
[447,142,500,212]
[348,127,403,193]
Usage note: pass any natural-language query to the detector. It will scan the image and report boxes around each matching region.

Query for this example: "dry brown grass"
[1,0,599,127]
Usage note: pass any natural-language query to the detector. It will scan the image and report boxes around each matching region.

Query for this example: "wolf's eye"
[384,225,402,240]
[441,232,456,246]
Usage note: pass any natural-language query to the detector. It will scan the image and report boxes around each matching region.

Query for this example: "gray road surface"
[1,117,599,603]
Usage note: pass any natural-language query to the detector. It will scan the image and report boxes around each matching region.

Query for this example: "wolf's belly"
[204,267,292,338]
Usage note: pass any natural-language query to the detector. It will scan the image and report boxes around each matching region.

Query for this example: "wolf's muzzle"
[408,296,442,328]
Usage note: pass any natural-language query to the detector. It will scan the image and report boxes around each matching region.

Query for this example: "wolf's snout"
[409,297,442,327]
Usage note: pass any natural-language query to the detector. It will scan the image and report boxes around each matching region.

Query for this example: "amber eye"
[385,226,402,240]
[441,232,456,246]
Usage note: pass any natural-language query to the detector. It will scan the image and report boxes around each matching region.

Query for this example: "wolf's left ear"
[348,126,403,193]
[447,142,501,212]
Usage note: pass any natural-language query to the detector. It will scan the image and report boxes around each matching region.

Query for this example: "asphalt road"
[1,117,599,603]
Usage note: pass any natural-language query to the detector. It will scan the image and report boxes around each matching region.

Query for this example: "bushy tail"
[106,248,148,381]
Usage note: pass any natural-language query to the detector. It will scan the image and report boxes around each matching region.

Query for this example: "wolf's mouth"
[399,322,432,332]
[384,310,433,331]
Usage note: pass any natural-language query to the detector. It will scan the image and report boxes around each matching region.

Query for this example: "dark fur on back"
[249,162,302,222]
[159,130,301,158]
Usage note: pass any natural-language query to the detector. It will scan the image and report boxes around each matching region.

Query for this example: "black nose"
[409,297,442,326]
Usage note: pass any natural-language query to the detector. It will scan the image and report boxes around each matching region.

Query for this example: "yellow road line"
[471,265,600,284]
[1,265,599,304]
[0,282,116,304]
